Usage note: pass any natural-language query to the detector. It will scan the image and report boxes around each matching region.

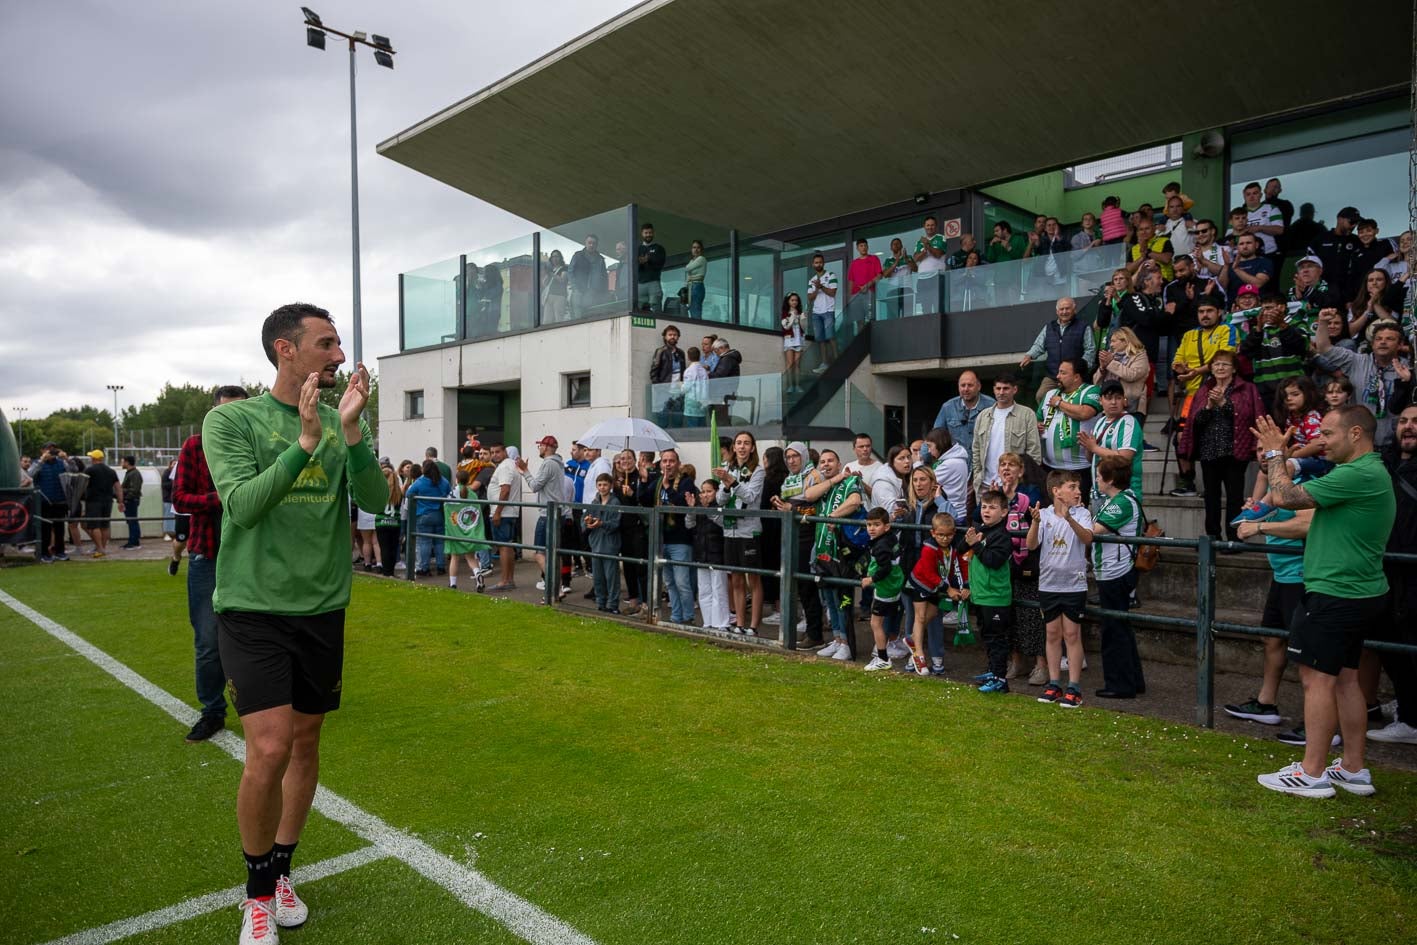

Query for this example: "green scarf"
[812,474,861,560]
[1043,385,1088,451]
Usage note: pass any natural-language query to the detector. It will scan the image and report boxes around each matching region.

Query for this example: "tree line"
[10,374,380,457]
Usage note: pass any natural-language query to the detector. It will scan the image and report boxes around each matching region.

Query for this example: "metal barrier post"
[544,502,559,607]
[1196,535,1216,728]
[645,505,662,626]
[779,509,797,650]
[406,496,417,582]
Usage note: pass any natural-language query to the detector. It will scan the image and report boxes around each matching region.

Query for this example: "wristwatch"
[1262,449,1284,462]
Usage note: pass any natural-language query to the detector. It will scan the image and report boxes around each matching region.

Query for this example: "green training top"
[203,392,390,616]
[1301,451,1394,600]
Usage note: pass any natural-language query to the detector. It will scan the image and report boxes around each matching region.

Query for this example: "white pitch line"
[37,846,389,945]
[0,588,599,945]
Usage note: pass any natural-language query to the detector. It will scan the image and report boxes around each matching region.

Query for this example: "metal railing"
[400,494,1417,729]
[24,488,1412,732]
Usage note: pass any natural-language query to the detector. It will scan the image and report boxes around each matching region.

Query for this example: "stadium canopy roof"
[376,0,1413,235]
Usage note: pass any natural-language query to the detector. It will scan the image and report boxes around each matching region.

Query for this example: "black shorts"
[904,580,942,606]
[870,596,902,619]
[723,537,760,569]
[84,499,113,527]
[1287,591,1385,676]
[217,609,346,716]
[172,514,191,542]
[1261,580,1303,633]
[1038,590,1087,624]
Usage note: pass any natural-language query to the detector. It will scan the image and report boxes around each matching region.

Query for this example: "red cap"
[536,435,558,449]
[1237,284,1259,297]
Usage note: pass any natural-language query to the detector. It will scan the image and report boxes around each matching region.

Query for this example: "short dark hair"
[995,220,1012,234]
[979,489,1007,509]
[261,303,333,367]
[595,473,613,485]
[213,385,250,404]
[993,372,1019,388]
[1162,181,1181,193]
[1061,357,1090,378]
[1097,455,1132,490]
[1196,294,1224,311]
[662,324,680,340]
[1243,181,1261,191]
[855,238,868,247]
[924,215,938,225]
[1046,469,1078,495]
[819,448,839,462]
[122,455,136,466]
[1329,404,1376,441]
[812,252,824,262]
[866,507,891,525]
[853,432,872,444]
[641,222,654,231]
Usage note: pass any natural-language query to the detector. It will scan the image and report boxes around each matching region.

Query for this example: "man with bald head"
[933,370,994,467]
[1021,296,1097,404]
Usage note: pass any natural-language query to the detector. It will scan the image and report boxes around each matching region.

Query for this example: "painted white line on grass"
[38,846,388,945]
[0,588,599,945]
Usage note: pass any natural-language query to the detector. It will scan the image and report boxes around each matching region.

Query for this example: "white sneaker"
[796,618,807,631]
[885,639,910,660]
[535,579,546,591]
[763,612,782,625]
[238,897,278,945]
[864,656,892,671]
[832,644,852,661]
[1257,761,1335,798]
[817,640,841,658]
[274,875,308,928]
[1325,760,1376,796]
[1059,655,1089,672]
[938,609,959,626]
[1367,719,1417,744]
[812,364,828,374]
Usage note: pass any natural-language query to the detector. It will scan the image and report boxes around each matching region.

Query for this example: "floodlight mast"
[300,8,396,370]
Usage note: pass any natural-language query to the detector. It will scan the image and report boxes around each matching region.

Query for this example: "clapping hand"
[964,527,982,546]
[339,363,371,441]
[298,372,323,453]
[1394,359,1412,383]
[1077,430,1097,452]
[685,491,698,507]
[1250,415,1294,455]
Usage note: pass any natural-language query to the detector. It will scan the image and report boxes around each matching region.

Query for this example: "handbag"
[1133,519,1164,572]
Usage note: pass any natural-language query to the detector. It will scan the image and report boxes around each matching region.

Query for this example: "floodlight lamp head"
[374,50,393,69]
[306,26,326,49]
[371,34,392,50]
[301,6,321,25]
[352,30,367,41]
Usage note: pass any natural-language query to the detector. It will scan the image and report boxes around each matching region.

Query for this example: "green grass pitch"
[1,562,1414,944]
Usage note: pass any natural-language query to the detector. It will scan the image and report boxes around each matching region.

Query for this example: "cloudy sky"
[0,0,637,418]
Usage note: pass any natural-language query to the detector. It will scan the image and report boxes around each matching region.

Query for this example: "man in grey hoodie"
[517,435,572,598]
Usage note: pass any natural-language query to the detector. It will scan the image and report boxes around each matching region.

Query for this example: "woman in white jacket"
[924,426,970,524]
[715,431,768,635]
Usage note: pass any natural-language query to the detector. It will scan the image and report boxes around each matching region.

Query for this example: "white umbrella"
[577,417,677,453]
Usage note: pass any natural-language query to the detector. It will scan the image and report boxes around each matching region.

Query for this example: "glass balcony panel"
[539,206,633,322]
[464,235,536,339]
[400,257,460,349]
[645,371,786,431]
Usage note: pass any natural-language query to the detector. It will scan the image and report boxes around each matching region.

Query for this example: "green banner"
[631,314,656,329]
[444,499,489,555]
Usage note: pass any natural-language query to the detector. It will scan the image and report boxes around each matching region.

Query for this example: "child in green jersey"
[860,508,905,671]
[963,491,1014,693]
